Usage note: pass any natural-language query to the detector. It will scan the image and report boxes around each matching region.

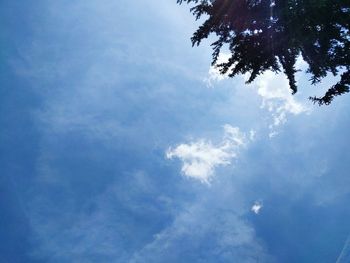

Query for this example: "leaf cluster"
[178,0,350,105]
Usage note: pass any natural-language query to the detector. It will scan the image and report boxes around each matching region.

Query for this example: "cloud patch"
[254,68,308,137]
[204,53,309,138]
[251,201,263,215]
[204,53,231,88]
[166,125,251,184]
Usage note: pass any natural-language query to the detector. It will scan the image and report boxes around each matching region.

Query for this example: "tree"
[178,0,350,105]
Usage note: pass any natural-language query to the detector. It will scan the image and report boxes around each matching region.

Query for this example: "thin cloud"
[130,195,273,263]
[336,235,350,263]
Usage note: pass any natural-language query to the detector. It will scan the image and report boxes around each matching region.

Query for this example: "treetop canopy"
[178,0,350,105]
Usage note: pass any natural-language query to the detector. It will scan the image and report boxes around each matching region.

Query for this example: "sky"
[1,1,350,262]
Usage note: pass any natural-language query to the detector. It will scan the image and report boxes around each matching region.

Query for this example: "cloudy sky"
[1,1,350,262]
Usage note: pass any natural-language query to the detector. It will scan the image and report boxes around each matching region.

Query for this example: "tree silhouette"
[178,0,350,105]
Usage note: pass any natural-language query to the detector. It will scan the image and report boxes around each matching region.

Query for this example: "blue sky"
[1,1,350,262]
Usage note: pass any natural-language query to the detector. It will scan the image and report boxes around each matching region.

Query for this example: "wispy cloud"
[336,235,350,263]
[130,193,273,263]
[166,125,251,184]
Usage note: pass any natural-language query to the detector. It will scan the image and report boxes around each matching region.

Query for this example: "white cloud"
[251,201,263,214]
[254,70,309,137]
[166,125,251,184]
[204,53,231,88]
[253,56,310,137]
[204,53,309,138]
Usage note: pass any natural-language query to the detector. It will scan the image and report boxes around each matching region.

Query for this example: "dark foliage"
[178,0,350,105]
